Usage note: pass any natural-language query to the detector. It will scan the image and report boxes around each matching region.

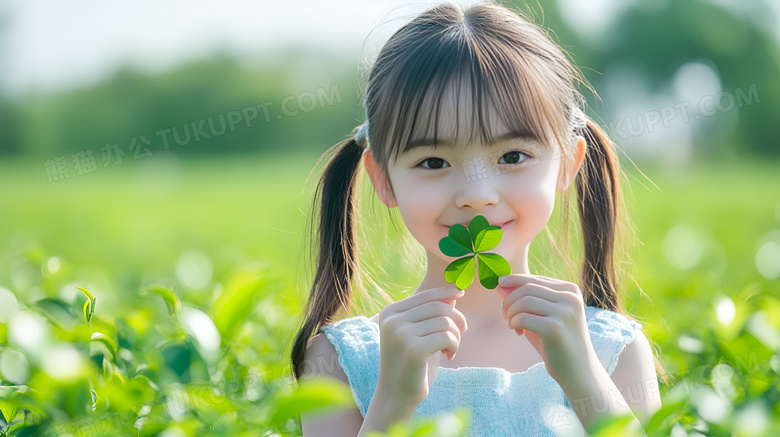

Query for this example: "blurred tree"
[585,0,780,156]
[0,4,23,155]
[9,49,360,157]
[2,0,777,158]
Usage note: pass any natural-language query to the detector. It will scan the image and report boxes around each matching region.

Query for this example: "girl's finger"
[499,274,579,295]
[402,301,468,333]
[504,295,557,325]
[407,316,462,343]
[396,287,465,313]
[501,283,565,319]
[508,311,550,335]
[420,330,459,360]
[496,286,514,299]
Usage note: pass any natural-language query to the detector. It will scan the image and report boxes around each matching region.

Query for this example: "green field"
[1,153,779,436]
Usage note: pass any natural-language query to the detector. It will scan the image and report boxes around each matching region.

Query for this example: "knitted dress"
[318,305,642,436]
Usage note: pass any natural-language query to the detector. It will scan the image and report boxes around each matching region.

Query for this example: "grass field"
[1,151,779,435]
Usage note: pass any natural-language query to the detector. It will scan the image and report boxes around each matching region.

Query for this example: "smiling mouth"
[447,220,513,229]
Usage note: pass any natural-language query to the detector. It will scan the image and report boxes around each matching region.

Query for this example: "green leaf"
[0,386,43,421]
[476,253,511,289]
[83,299,91,323]
[213,266,275,340]
[645,398,688,432]
[213,412,238,434]
[586,412,641,436]
[76,286,94,301]
[269,377,355,429]
[140,285,181,315]
[467,215,490,245]
[444,256,475,290]
[408,422,436,436]
[33,298,80,330]
[387,421,414,437]
[473,226,502,252]
[101,357,126,383]
[439,224,473,257]
[91,332,117,357]
[438,214,512,292]
[77,287,96,323]
[0,399,19,429]
[185,385,233,414]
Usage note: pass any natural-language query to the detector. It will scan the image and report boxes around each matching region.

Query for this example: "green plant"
[4,157,780,437]
[438,215,512,290]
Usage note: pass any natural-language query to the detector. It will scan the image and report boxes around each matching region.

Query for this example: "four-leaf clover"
[439,215,512,290]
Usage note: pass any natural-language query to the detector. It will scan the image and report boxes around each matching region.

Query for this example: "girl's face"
[364,85,586,275]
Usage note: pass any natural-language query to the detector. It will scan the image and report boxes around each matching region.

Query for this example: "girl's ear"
[556,135,587,192]
[363,148,398,208]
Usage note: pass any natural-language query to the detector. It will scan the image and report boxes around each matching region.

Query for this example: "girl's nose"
[454,171,500,210]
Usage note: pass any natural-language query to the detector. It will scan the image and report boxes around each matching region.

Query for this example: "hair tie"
[355,121,370,147]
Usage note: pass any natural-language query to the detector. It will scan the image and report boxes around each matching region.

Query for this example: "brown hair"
[290,1,669,385]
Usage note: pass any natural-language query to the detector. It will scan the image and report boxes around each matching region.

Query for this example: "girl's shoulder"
[584,305,643,331]
[317,315,381,350]
[316,314,382,416]
[583,305,644,375]
[318,314,379,331]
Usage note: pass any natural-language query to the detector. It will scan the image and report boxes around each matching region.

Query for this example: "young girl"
[291,2,667,435]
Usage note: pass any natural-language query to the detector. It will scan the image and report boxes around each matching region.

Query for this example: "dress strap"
[318,316,380,417]
[584,306,644,375]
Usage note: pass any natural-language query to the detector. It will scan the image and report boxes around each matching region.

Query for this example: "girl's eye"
[418,157,449,169]
[499,151,529,165]
[416,151,529,170]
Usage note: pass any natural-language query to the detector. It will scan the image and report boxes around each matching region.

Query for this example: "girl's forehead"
[401,76,552,151]
[390,72,560,161]
[406,127,533,151]
[405,101,539,151]
[406,86,515,149]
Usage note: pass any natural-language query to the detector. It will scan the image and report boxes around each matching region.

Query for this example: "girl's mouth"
[447,220,513,229]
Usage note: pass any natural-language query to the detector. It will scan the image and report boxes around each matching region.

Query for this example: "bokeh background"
[1,0,779,436]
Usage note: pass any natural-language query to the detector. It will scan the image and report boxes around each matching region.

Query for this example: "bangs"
[379,28,568,164]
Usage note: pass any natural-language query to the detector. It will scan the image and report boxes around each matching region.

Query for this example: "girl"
[291,2,667,436]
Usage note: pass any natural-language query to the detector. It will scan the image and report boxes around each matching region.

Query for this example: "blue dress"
[318,305,643,436]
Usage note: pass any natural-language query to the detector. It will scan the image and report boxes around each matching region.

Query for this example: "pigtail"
[575,118,622,311]
[290,131,365,381]
[575,118,672,386]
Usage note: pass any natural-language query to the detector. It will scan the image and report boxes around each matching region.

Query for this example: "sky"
[2,0,778,98]
[0,0,464,96]
[0,0,632,97]
[2,0,776,165]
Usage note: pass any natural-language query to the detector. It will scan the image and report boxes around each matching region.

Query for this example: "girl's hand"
[375,287,468,408]
[497,274,598,383]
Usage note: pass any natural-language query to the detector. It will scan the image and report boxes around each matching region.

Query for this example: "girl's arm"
[300,333,364,436]
[300,333,418,437]
[604,330,662,426]
[560,330,660,434]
